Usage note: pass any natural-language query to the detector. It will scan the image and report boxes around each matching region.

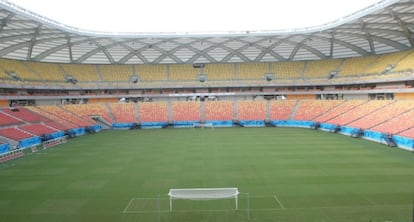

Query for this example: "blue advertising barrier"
[340,126,360,136]
[319,123,339,132]
[205,121,233,127]
[238,120,265,127]
[363,130,386,143]
[68,128,86,137]
[173,121,199,128]
[270,120,315,128]
[112,123,136,129]
[392,135,414,151]
[18,136,41,149]
[141,122,168,129]
[44,131,65,140]
[0,143,10,154]
[89,125,102,132]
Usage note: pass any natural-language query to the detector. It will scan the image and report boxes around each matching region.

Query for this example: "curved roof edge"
[0,0,399,38]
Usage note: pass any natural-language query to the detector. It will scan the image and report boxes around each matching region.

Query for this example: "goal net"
[192,123,214,129]
[168,188,239,211]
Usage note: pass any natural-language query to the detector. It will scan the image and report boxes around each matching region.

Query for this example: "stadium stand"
[392,50,414,72]
[363,50,411,75]
[313,100,366,123]
[134,64,167,81]
[203,64,234,80]
[62,104,113,124]
[99,64,133,82]
[25,61,65,82]
[370,108,414,134]
[327,100,392,126]
[398,127,414,139]
[237,100,266,120]
[204,100,234,121]
[172,101,201,121]
[348,100,414,130]
[169,64,199,81]
[237,63,269,80]
[1,107,50,123]
[0,59,41,81]
[138,102,169,122]
[303,59,343,79]
[271,61,304,79]
[269,100,297,120]
[30,106,92,128]
[28,107,77,130]
[0,127,35,141]
[19,123,59,136]
[0,111,23,126]
[335,56,378,77]
[293,100,342,121]
[59,63,100,81]
[109,103,137,123]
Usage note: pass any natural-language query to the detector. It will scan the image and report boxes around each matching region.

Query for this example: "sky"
[7,0,382,33]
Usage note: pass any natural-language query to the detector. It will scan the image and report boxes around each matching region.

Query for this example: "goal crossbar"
[168,188,239,211]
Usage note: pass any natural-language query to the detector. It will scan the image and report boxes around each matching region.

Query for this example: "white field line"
[122,198,135,213]
[273,194,286,210]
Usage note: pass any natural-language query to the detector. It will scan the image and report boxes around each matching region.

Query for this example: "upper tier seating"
[237,100,266,120]
[271,61,304,79]
[138,102,169,122]
[169,64,199,81]
[237,63,269,80]
[99,64,133,82]
[204,64,234,80]
[337,56,378,77]
[303,59,343,79]
[0,59,41,81]
[392,50,414,72]
[25,61,65,82]
[205,100,234,121]
[59,64,100,81]
[172,101,201,121]
[134,64,167,81]
[363,50,411,75]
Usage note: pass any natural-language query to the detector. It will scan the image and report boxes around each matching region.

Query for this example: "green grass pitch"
[1,127,414,222]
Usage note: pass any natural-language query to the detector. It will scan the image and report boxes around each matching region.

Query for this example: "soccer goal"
[192,123,214,129]
[168,188,239,211]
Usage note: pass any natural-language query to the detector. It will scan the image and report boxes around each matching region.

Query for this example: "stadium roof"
[0,0,413,64]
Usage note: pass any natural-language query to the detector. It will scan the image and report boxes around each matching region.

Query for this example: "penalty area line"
[273,194,286,210]
[122,198,135,213]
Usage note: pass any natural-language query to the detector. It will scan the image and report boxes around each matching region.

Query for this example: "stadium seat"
[237,100,266,120]
[205,100,234,121]
[172,101,201,121]
[139,102,169,122]
[269,100,297,120]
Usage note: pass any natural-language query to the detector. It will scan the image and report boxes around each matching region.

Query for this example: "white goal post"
[168,188,239,211]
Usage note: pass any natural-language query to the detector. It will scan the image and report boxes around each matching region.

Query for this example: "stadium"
[0,0,414,221]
